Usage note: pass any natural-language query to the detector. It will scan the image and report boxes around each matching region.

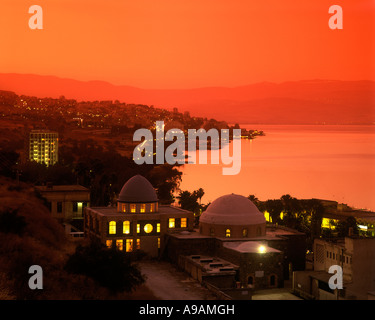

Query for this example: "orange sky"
[1,0,374,89]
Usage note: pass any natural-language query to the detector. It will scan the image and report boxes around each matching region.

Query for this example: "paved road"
[139,260,217,300]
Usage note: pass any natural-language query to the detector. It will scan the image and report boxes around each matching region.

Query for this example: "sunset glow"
[1,0,374,89]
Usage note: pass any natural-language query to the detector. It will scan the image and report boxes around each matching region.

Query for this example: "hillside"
[0,73,374,124]
[0,177,156,299]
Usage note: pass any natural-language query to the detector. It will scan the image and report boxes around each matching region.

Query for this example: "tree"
[336,216,358,237]
[194,188,205,206]
[264,199,283,224]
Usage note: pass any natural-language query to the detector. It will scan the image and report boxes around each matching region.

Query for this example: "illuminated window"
[150,203,154,212]
[130,204,136,213]
[109,221,116,234]
[144,224,153,233]
[121,204,126,213]
[126,239,133,252]
[123,221,130,234]
[140,204,146,213]
[157,238,161,249]
[242,228,248,237]
[169,218,175,228]
[181,218,187,228]
[157,223,160,233]
[225,228,231,238]
[116,239,123,251]
[137,224,140,233]
[136,239,141,250]
[106,240,113,248]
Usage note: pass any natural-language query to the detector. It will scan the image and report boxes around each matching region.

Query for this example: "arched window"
[109,221,116,234]
[225,228,231,238]
[123,221,130,234]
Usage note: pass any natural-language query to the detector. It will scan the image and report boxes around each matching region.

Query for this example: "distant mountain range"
[0,73,374,124]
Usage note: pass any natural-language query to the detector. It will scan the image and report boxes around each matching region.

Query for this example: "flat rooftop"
[86,204,192,217]
[223,241,281,254]
[35,185,90,192]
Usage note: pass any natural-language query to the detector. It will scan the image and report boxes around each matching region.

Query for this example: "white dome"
[118,175,158,203]
[200,194,265,226]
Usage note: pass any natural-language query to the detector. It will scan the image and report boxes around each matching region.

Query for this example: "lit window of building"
[242,228,248,237]
[157,223,160,233]
[169,218,175,228]
[29,130,58,166]
[136,239,141,250]
[140,204,146,213]
[225,228,231,238]
[121,204,126,213]
[106,240,112,248]
[126,239,133,252]
[116,239,123,251]
[137,223,140,233]
[181,218,187,228]
[144,224,153,233]
[157,238,161,249]
[109,221,116,234]
[123,221,130,234]
[130,204,136,213]
[150,203,155,212]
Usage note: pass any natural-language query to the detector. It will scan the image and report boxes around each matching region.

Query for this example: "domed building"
[165,193,306,293]
[84,175,194,258]
[199,194,266,238]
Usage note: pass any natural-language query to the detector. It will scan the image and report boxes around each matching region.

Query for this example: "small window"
[225,228,231,238]
[136,239,141,250]
[130,204,136,213]
[210,228,215,236]
[116,239,123,251]
[109,221,116,234]
[140,204,146,213]
[242,228,248,237]
[181,218,187,228]
[169,218,175,228]
[57,202,62,213]
[150,203,155,212]
[270,274,276,287]
[106,240,113,248]
[137,224,140,233]
[121,204,126,213]
[157,223,160,233]
[157,238,161,249]
[126,239,133,252]
[144,224,153,233]
[123,221,130,234]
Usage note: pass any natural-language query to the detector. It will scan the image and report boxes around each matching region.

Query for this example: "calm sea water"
[178,125,375,211]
